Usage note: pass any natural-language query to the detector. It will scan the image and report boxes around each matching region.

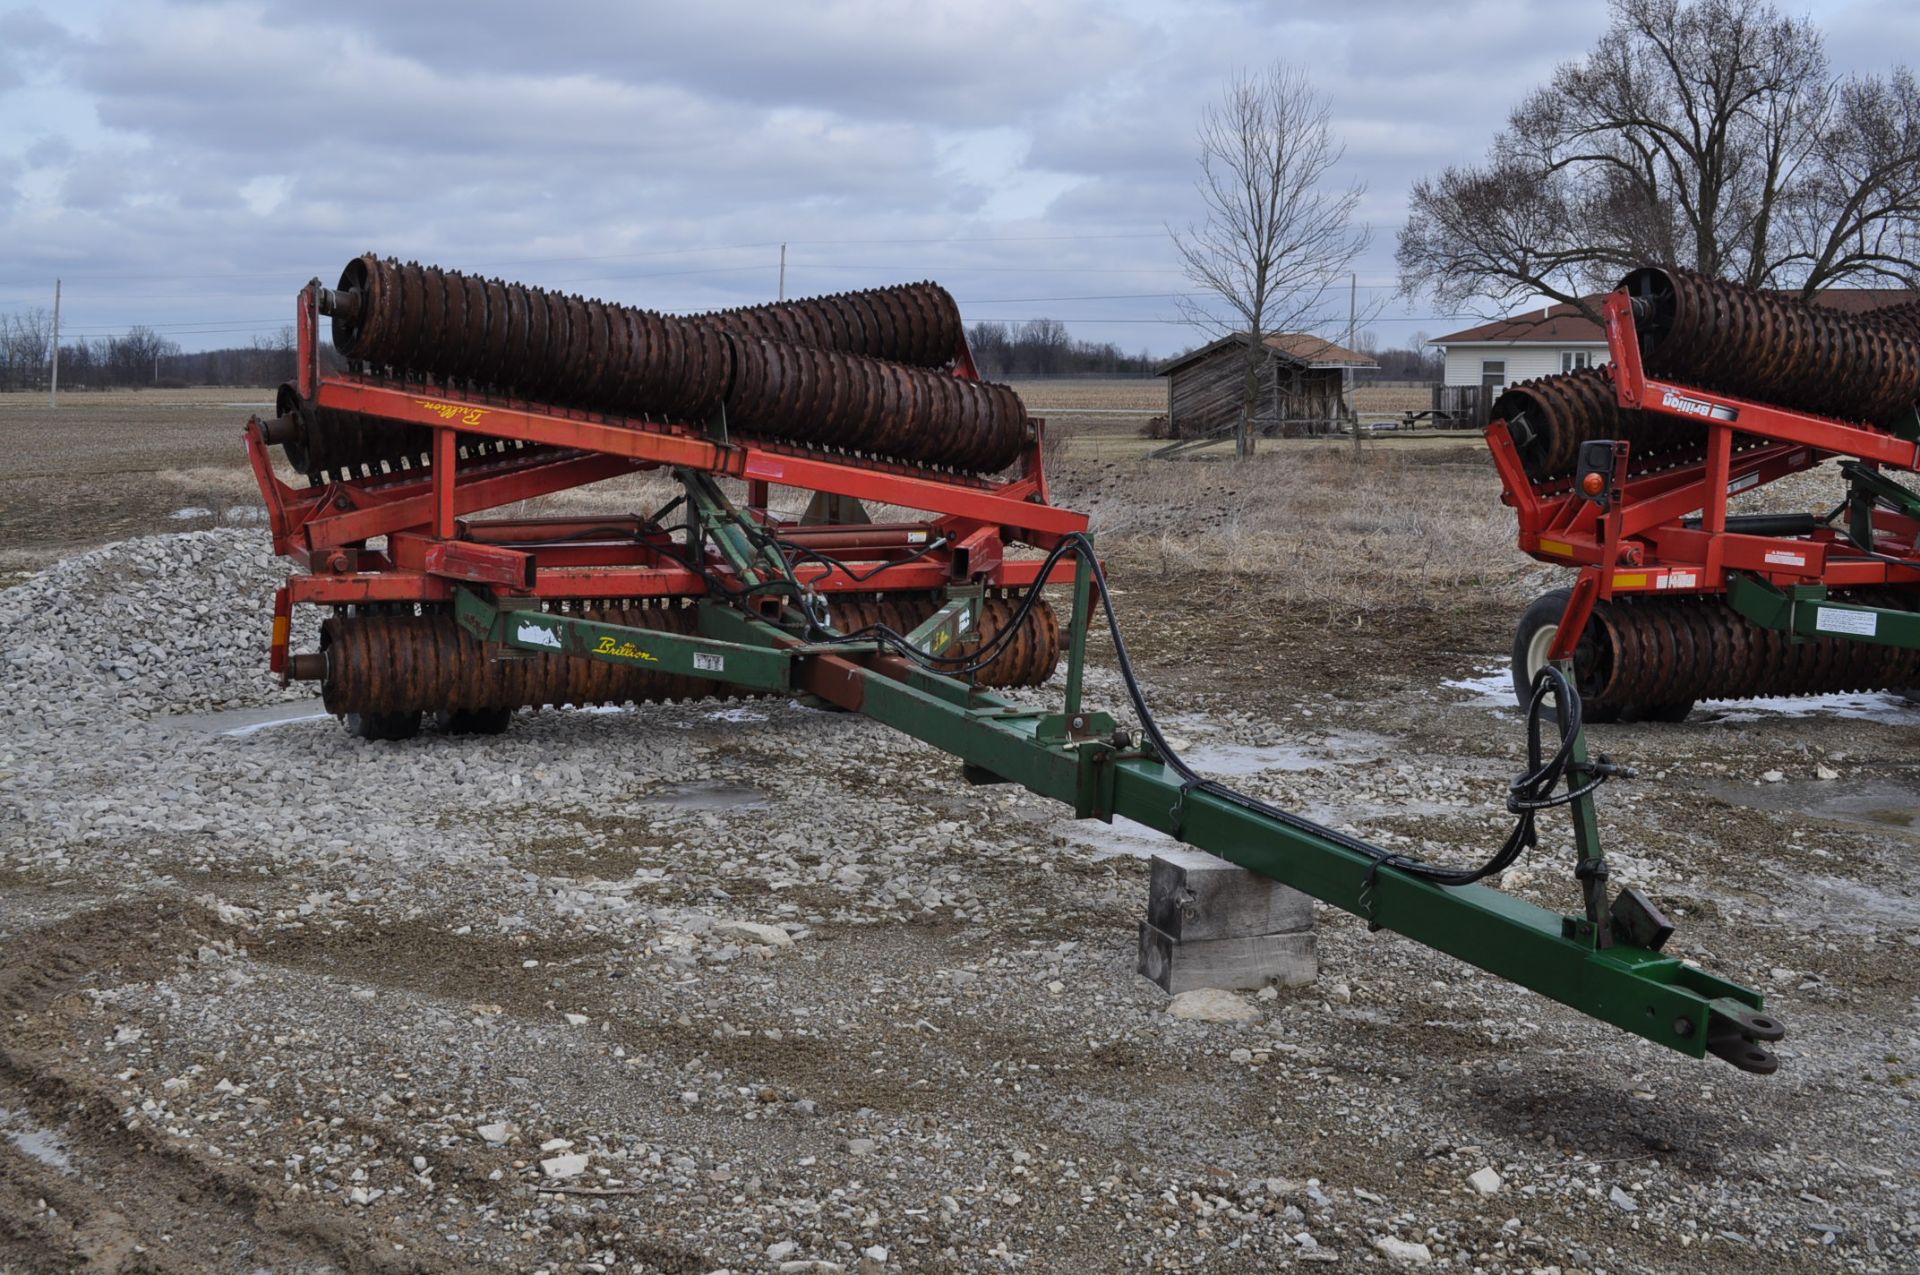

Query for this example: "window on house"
[1561,350,1592,372]
[1480,360,1505,391]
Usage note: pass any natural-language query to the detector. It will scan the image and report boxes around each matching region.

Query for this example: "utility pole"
[49,279,60,408]
[778,243,787,302]
[1347,272,1359,459]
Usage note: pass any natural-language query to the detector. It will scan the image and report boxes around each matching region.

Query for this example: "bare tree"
[1172,66,1370,457]
[1399,0,1920,320]
[0,308,53,392]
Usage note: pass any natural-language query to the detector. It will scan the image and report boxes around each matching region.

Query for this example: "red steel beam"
[312,380,1089,539]
[287,554,1068,608]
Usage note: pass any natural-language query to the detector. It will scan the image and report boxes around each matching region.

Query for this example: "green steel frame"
[453,472,1785,1073]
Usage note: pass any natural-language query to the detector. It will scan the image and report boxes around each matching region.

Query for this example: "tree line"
[0,314,337,392]
[965,319,1157,377]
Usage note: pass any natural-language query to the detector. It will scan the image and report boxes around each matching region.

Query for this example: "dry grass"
[1004,379,1438,420]
[1002,378,1163,414]
[1055,445,1546,617]
[2,386,1547,620]
[1350,385,1434,415]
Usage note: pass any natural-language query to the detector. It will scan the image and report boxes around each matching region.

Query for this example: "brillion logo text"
[1659,390,1740,422]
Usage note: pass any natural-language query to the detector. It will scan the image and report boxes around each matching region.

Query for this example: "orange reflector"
[1580,472,1607,496]
[269,586,292,675]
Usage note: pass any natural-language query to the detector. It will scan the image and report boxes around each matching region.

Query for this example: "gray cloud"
[0,1,1902,352]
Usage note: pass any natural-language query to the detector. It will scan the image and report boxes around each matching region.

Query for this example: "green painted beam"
[843,667,1760,1061]
[454,588,792,691]
[1727,573,1920,652]
[902,593,981,661]
[454,583,1775,1067]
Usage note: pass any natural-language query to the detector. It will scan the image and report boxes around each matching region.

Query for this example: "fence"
[1432,384,1491,428]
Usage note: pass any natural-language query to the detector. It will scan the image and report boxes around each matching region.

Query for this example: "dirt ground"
[1,389,1917,1273]
[0,388,284,585]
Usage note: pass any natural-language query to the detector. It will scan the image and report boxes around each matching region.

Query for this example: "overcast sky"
[1,0,1913,356]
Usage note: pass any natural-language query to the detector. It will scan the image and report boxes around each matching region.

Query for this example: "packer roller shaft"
[304,592,1060,718]
[310,255,1030,476]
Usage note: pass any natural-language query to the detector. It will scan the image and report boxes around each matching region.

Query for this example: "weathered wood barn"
[1156,332,1376,438]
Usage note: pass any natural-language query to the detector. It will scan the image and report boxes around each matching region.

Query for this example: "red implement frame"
[1488,289,1920,658]
[253,282,1087,675]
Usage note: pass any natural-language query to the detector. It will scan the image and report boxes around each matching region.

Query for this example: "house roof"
[1431,303,1604,346]
[1431,286,1920,346]
[1807,287,1916,315]
[1157,331,1378,377]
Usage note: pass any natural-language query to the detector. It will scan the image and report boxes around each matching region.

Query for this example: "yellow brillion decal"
[1613,572,1647,588]
[1539,539,1574,557]
[593,635,658,662]
[416,399,490,426]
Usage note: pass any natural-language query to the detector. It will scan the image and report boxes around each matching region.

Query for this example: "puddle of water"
[639,780,768,811]
[1704,776,1920,835]
[1700,692,1920,725]
[1799,875,1920,928]
[1159,717,1390,779]
[1070,815,1174,862]
[704,706,770,724]
[163,699,330,736]
[1446,662,1920,724]
[1444,666,1516,712]
[1179,736,1386,777]
[0,1107,73,1173]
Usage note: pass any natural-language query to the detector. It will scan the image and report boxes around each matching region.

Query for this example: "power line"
[0,231,1178,287]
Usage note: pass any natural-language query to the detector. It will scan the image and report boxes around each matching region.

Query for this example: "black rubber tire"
[1511,589,1622,724]
[434,708,514,735]
[344,710,421,741]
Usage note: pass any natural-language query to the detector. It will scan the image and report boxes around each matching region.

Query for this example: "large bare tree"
[1172,67,1370,457]
[1397,0,1920,320]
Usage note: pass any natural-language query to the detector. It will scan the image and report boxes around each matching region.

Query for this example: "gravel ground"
[2,527,1918,1273]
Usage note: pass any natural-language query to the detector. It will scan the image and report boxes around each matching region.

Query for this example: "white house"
[1430,302,1609,395]
[1430,287,1918,396]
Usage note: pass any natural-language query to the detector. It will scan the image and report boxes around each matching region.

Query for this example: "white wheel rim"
[1524,623,1559,687]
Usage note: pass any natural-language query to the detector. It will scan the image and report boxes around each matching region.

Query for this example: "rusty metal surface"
[1577,594,1920,713]
[701,282,964,369]
[270,382,550,485]
[310,592,1059,716]
[1492,366,1771,484]
[1623,266,1920,426]
[826,592,1059,689]
[319,255,1029,474]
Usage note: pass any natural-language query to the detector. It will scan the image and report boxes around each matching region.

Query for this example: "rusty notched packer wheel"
[322,255,1031,473]
[309,591,1059,721]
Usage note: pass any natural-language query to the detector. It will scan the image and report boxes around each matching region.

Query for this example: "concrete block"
[1147,847,1313,941]
[1137,922,1318,994]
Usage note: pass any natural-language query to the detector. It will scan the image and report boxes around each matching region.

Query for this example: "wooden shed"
[1156,332,1376,439]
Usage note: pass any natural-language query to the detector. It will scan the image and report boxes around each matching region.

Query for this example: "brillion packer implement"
[246,254,1788,1074]
[1490,265,1920,720]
